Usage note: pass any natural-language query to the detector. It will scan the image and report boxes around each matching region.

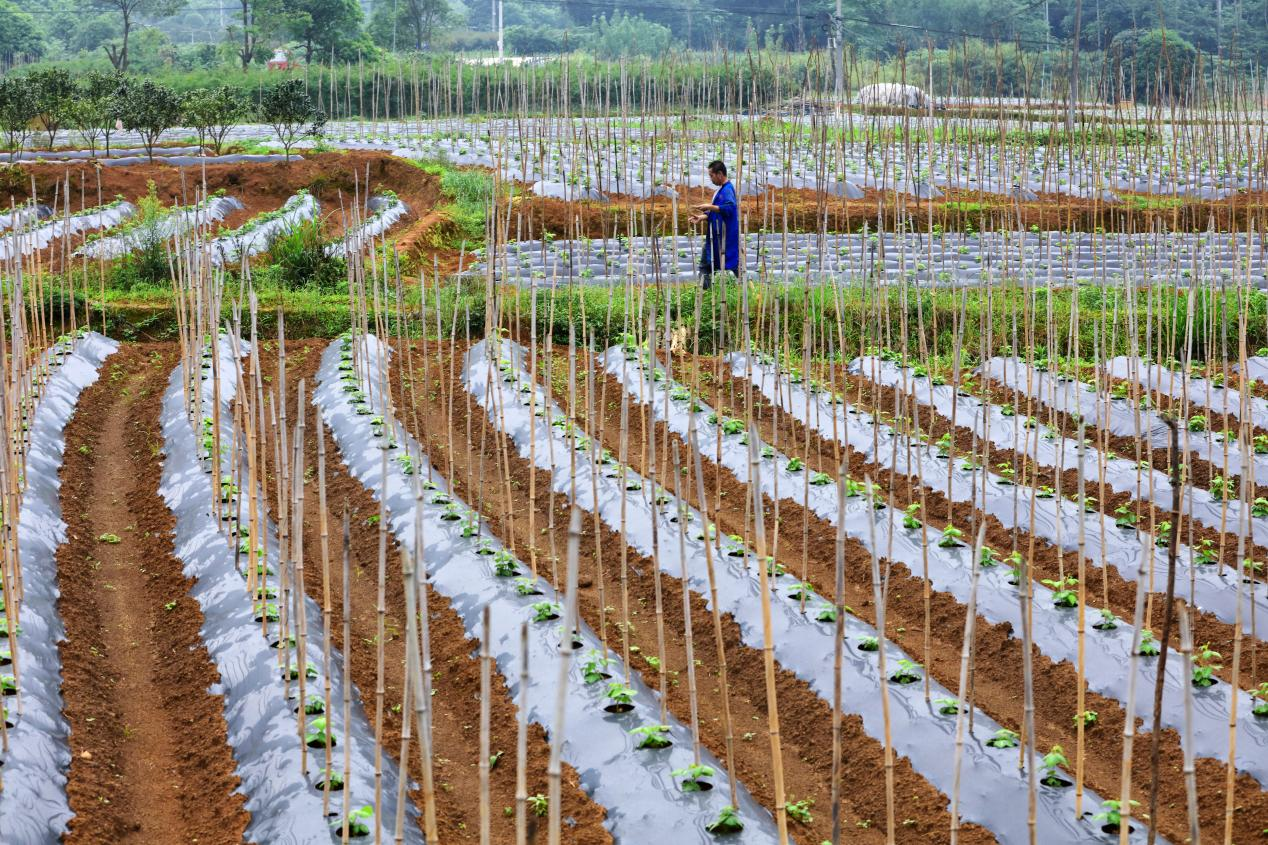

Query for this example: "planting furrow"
[611,346,1268,788]
[469,337,1144,844]
[1105,357,1268,432]
[0,331,117,845]
[158,333,421,843]
[208,191,319,266]
[851,353,1268,631]
[76,195,244,260]
[55,343,250,844]
[324,193,409,258]
[316,334,782,844]
[981,354,1268,491]
[0,200,136,262]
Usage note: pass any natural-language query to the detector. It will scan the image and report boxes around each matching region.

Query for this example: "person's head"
[708,159,728,186]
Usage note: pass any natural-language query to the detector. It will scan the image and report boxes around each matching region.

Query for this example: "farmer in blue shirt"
[689,159,739,289]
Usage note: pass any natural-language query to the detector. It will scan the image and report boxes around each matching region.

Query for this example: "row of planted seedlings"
[817,273,1268,689]
[602,320,1268,773]
[493,264,1268,841]
[465,316,1178,844]
[313,250,784,843]
[0,199,116,835]
[0,319,118,841]
[649,268,1268,842]
[161,239,422,842]
[377,256,1186,837]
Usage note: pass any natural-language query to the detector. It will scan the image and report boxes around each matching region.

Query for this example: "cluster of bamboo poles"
[0,196,76,791]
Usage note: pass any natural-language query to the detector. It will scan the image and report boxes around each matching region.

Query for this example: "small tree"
[0,77,38,157]
[257,79,326,159]
[118,80,183,161]
[91,0,187,72]
[182,86,246,155]
[26,67,76,149]
[69,71,123,156]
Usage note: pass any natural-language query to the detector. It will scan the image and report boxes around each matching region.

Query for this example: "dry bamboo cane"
[688,417,739,809]
[749,424,789,844]
[316,410,336,812]
[548,508,583,845]
[342,509,354,844]
[1146,416,1183,845]
[830,465,847,845]
[516,622,529,845]
[393,556,414,845]
[1176,602,1201,845]
[949,523,987,845]
[1018,523,1038,845]
[670,440,701,763]
[479,605,492,845]
[405,476,438,843]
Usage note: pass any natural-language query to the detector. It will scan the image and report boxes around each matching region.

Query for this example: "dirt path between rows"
[56,343,249,844]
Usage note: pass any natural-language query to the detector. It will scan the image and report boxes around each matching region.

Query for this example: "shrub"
[583,13,673,59]
[263,220,347,291]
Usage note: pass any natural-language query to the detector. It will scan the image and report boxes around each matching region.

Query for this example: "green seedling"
[786,457,805,472]
[98,533,121,544]
[1042,576,1079,608]
[937,525,964,548]
[1188,415,1208,432]
[786,797,813,824]
[1074,710,1098,727]
[527,793,548,817]
[581,649,612,684]
[1191,642,1222,688]
[857,635,879,652]
[1093,608,1119,630]
[492,549,519,577]
[902,503,922,529]
[303,694,325,715]
[673,763,715,792]
[706,805,744,835]
[814,605,837,623]
[1154,521,1172,547]
[786,581,815,601]
[1041,745,1070,787]
[1194,539,1218,566]
[986,728,1019,748]
[1251,682,1268,717]
[979,546,999,568]
[1092,799,1138,833]
[934,696,962,715]
[330,805,373,837]
[605,682,635,710]
[1138,629,1161,656]
[890,658,921,684]
[630,724,673,749]
[530,601,561,622]
[305,716,337,748]
[809,470,832,486]
[1114,503,1138,529]
[513,577,539,596]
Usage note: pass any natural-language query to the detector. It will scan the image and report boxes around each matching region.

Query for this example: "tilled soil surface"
[56,343,249,844]
[250,338,611,844]
[391,338,997,845]
[661,352,1268,844]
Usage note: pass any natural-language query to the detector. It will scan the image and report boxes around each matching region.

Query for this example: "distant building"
[267,48,291,71]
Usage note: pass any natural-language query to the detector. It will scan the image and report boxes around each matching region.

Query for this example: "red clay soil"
[250,338,611,844]
[651,353,1268,845]
[506,184,1268,238]
[55,343,249,844]
[17,151,455,272]
[390,338,997,845]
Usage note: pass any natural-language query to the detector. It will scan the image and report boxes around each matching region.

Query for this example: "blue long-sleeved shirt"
[701,180,739,273]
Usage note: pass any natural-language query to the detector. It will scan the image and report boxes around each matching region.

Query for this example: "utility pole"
[498,0,504,59]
